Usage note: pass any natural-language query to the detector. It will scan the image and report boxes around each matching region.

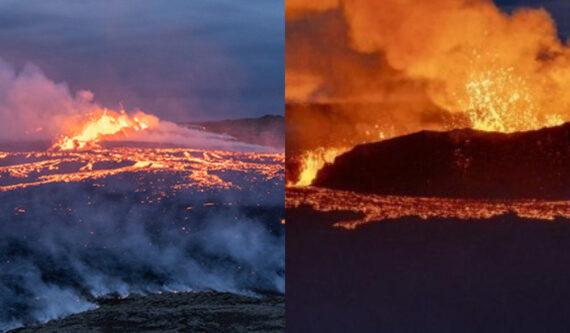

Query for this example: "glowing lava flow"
[287,187,570,230]
[0,148,284,192]
[52,110,159,150]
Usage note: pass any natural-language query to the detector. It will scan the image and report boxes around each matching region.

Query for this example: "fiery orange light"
[294,147,349,187]
[286,0,570,187]
[448,65,565,133]
[0,148,284,192]
[287,187,570,230]
[52,109,159,151]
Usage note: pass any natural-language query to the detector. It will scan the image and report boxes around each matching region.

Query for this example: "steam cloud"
[0,58,269,152]
[286,0,570,153]
[0,178,284,331]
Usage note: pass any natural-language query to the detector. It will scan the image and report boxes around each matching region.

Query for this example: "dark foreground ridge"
[314,122,570,199]
[10,292,284,333]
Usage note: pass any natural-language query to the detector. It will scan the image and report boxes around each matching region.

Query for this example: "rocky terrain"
[315,122,570,199]
[10,292,284,333]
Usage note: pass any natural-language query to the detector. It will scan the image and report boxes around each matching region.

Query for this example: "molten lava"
[294,147,348,186]
[287,187,570,230]
[0,147,283,192]
[52,109,159,151]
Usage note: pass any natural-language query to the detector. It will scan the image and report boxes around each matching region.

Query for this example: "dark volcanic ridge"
[9,291,284,333]
[183,115,284,149]
[314,122,570,199]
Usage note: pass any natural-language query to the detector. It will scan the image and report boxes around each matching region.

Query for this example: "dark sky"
[0,0,283,122]
[495,0,570,40]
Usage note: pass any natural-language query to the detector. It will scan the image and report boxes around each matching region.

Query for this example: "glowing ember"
[455,66,565,133]
[52,109,159,151]
[287,187,570,230]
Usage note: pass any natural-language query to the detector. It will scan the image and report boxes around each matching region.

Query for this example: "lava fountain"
[52,109,159,150]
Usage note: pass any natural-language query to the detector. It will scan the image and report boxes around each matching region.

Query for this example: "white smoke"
[0,180,284,331]
[0,58,97,141]
[0,58,269,152]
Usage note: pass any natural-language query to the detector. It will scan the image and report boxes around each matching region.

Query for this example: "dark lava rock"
[314,123,570,199]
[10,292,284,333]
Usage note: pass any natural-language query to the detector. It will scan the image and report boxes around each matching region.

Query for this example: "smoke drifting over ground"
[286,0,570,153]
[0,149,284,332]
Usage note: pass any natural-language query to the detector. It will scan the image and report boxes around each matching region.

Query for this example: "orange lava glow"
[52,109,159,151]
[293,147,348,186]
[0,148,283,192]
[287,187,570,230]
[451,64,565,133]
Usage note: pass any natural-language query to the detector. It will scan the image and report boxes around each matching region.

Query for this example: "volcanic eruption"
[52,109,159,151]
[0,59,284,331]
[285,0,570,231]
[286,2,570,332]
[286,0,570,187]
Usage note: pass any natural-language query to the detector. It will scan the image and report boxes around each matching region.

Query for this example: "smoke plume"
[286,0,570,154]
[0,58,268,152]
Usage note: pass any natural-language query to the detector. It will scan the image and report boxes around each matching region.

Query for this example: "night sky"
[495,0,569,39]
[0,0,284,122]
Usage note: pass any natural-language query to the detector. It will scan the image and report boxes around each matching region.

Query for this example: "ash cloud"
[0,177,284,331]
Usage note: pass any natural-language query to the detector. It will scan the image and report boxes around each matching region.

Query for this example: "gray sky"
[0,0,284,122]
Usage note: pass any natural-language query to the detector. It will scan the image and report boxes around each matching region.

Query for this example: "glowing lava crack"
[0,148,284,192]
